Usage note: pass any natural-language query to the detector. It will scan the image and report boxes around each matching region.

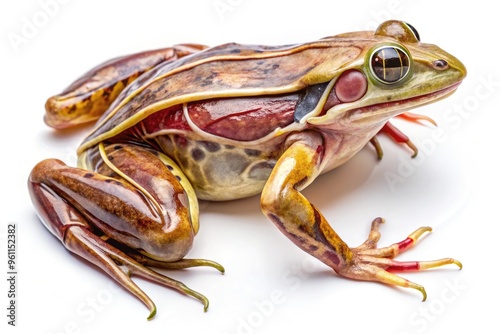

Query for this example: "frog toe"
[353,217,433,257]
[120,246,225,273]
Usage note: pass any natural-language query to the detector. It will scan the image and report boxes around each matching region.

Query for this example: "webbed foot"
[336,218,461,300]
[66,226,224,319]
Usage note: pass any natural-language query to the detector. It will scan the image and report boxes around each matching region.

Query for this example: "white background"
[2,1,498,333]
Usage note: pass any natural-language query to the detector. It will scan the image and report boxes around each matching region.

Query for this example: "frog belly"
[189,151,275,201]
[155,135,278,201]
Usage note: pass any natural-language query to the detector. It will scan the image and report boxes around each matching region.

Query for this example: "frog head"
[306,20,467,130]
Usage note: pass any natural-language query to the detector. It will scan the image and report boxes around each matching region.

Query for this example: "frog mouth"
[348,82,462,123]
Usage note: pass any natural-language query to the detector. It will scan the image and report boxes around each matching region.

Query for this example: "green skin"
[29,20,466,319]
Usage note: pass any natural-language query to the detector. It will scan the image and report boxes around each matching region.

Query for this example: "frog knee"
[138,226,194,262]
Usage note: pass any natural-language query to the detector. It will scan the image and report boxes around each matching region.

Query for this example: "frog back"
[78,39,367,154]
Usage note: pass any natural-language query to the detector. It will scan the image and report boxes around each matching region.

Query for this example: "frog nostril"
[432,59,448,70]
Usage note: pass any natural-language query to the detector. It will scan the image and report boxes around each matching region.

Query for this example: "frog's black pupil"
[405,22,420,41]
[371,47,410,84]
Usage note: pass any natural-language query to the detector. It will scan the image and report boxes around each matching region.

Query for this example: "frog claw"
[369,137,384,159]
[338,218,461,299]
[64,225,211,319]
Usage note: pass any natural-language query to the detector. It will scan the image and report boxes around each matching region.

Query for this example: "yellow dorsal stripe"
[98,142,165,223]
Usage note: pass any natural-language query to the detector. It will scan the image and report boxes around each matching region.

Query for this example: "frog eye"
[405,22,420,42]
[370,46,411,85]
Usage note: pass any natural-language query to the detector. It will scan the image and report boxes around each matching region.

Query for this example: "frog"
[28,20,466,319]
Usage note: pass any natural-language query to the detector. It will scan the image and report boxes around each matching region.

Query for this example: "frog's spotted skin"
[156,135,278,200]
[29,20,466,319]
[80,135,280,201]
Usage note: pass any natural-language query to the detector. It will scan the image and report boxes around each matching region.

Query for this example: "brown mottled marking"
[191,148,205,161]
[249,162,274,180]
[244,149,261,157]
[199,141,221,152]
